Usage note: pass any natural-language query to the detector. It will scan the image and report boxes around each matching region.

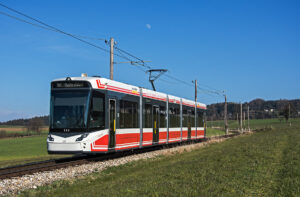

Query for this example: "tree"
[26,118,44,135]
[280,104,290,123]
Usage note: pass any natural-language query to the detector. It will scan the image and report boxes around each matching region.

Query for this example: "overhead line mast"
[110,37,114,80]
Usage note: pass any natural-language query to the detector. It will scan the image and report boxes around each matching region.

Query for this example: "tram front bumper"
[47,142,83,154]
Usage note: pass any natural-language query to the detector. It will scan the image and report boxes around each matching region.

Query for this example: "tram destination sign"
[52,81,90,88]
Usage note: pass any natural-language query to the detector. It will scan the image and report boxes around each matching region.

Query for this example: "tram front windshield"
[50,90,90,130]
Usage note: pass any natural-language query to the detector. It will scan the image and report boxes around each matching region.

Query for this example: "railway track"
[0,133,240,180]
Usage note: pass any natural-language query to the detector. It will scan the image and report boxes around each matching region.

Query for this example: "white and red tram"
[47,75,206,154]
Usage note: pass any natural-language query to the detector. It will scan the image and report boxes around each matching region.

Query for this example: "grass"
[206,127,225,137]
[18,119,300,196]
[207,118,300,130]
[0,135,67,168]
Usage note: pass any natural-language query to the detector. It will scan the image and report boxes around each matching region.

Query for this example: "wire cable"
[0,3,133,60]
[114,46,151,69]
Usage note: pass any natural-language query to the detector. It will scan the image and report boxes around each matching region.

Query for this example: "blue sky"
[0,0,299,121]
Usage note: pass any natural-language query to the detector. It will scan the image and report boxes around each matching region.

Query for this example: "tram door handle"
[154,121,156,134]
[114,119,116,132]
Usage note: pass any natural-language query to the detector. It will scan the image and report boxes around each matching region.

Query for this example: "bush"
[0,130,7,138]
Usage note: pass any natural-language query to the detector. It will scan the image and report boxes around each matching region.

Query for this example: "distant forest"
[0,99,300,126]
[0,116,49,126]
[206,99,300,121]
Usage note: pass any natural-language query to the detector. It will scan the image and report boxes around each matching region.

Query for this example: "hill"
[0,116,49,126]
[206,98,300,120]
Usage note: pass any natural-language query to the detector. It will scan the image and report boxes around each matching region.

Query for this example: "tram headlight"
[76,133,89,141]
[48,134,54,141]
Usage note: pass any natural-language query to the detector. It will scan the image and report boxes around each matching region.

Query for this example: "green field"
[206,127,226,136]
[0,135,66,168]
[208,118,299,130]
[18,119,300,196]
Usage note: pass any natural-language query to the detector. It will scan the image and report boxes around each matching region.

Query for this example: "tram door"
[188,110,192,140]
[109,99,116,149]
[153,106,160,144]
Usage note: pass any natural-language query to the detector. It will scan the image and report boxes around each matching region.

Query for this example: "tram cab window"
[89,91,105,130]
[50,90,90,130]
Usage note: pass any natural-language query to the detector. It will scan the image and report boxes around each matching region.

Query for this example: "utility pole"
[289,103,291,126]
[240,102,243,132]
[224,94,228,135]
[194,80,197,137]
[248,105,250,131]
[244,111,246,127]
[109,37,114,80]
[195,80,197,103]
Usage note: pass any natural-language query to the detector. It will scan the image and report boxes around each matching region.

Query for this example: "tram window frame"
[119,100,138,129]
[88,91,105,131]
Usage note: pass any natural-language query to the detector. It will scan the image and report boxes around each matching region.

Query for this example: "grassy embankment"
[19,118,300,196]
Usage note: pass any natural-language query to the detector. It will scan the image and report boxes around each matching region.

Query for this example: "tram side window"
[175,107,180,127]
[119,100,138,128]
[89,91,105,130]
[169,106,180,128]
[160,106,166,128]
[169,107,175,128]
[197,110,204,127]
[182,109,188,127]
[191,108,195,127]
[144,104,152,128]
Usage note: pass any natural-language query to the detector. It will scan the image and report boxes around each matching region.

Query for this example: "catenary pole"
[195,80,197,103]
[244,111,246,127]
[224,94,228,135]
[195,80,197,137]
[240,102,243,132]
[248,105,250,131]
[109,37,114,80]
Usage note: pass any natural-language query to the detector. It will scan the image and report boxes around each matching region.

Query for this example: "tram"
[47,74,206,154]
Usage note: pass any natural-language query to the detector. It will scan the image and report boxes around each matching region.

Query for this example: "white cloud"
[146,24,151,29]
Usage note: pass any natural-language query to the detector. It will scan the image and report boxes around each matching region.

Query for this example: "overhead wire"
[0,2,137,61]
[0,10,106,41]
[114,46,151,69]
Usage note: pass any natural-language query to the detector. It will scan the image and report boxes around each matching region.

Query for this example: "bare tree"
[26,118,44,135]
